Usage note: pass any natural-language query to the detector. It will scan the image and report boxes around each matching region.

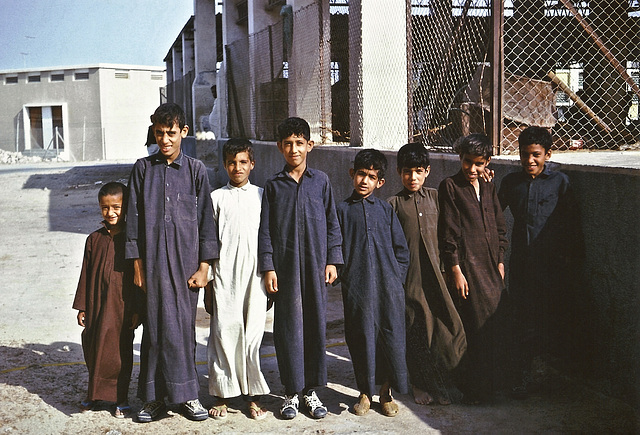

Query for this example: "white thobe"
[208,182,269,398]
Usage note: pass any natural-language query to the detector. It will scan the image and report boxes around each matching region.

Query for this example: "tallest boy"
[126,103,218,422]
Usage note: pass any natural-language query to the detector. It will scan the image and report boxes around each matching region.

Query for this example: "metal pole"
[491,0,504,155]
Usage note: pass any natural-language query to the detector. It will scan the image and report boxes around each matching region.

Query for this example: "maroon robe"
[73,226,140,403]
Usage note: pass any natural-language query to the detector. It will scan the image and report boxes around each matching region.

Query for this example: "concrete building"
[0,64,166,161]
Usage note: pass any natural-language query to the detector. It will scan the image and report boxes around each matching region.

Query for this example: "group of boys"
[73,102,575,422]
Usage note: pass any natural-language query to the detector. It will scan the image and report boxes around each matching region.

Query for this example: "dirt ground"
[0,160,637,434]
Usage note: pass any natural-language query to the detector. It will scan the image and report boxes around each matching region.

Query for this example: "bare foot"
[209,401,228,419]
[248,401,267,420]
[412,385,434,405]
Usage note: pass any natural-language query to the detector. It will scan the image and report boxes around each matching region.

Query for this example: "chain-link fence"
[225,0,640,151]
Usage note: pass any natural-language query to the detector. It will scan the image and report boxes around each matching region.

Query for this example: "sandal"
[209,403,228,420]
[114,404,131,419]
[248,402,268,420]
[380,394,399,417]
[353,393,370,416]
[79,400,94,412]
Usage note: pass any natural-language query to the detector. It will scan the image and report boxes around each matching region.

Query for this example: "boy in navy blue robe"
[336,149,410,417]
[498,126,581,397]
[258,117,343,420]
[126,103,218,422]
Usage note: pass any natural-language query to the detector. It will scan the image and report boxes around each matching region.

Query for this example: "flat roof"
[0,63,166,75]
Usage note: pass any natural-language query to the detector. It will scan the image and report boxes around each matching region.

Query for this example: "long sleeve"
[390,208,410,283]
[195,160,218,262]
[324,179,344,266]
[490,183,509,263]
[257,183,274,273]
[125,160,144,260]
[72,235,92,311]
[438,177,461,270]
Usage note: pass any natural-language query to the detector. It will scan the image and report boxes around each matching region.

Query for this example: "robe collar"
[346,191,375,204]
[150,150,185,167]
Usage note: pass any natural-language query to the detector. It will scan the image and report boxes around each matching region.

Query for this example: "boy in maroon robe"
[73,182,142,418]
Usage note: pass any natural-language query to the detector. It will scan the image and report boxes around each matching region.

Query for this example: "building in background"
[0,64,165,161]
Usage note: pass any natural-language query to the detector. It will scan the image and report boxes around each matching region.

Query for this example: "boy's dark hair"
[277,117,310,142]
[353,149,388,180]
[98,182,127,202]
[397,142,430,170]
[454,133,493,160]
[518,126,552,151]
[151,103,186,130]
[223,138,254,162]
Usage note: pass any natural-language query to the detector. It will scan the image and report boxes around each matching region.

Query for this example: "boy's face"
[520,143,551,178]
[399,166,430,192]
[350,167,385,199]
[99,193,124,228]
[277,134,313,170]
[224,150,254,187]
[460,153,490,183]
[154,121,188,163]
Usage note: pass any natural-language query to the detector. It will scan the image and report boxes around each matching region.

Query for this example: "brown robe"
[438,172,508,334]
[438,171,509,395]
[388,187,466,370]
[389,187,467,398]
[73,226,139,403]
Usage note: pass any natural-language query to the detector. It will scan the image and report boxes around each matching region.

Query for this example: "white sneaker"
[280,393,299,420]
[304,390,327,419]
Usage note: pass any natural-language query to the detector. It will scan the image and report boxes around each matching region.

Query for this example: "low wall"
[206,140,640,407]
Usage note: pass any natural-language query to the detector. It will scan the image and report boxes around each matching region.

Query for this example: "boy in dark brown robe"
[388,143,466,406]
[73,182,142,418]
[438,134,508,403]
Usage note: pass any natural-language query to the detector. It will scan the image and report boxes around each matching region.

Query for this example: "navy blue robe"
[336,192,410,396]
[258,167,343,394]
[126,152,218,403]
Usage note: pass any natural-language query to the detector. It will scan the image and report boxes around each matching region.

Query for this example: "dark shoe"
[303,390,327,419]
[183,399,208,421]
[280,394,299,420]
[136,400,166,423]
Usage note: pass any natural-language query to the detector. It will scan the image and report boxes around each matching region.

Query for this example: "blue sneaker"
[136,400,165,423]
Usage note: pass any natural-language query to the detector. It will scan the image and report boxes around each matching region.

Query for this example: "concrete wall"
[0,65,165,161]
[208,141,640,407]
[98,67,166,160]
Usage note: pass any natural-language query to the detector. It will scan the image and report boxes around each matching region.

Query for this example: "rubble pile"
[0,149,61,165]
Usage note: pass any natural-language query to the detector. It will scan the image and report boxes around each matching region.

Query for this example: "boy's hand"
[133,258,147,293]
[498,262,505,280]
[188,262,210,289]
[480,168,495,183]
[325,265,338,285]
[265,271,278,294]
[77,311,85,327]
[204,280,214,315]
[451,265,469,299]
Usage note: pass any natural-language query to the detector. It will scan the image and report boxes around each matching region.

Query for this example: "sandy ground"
[0,160,638,434]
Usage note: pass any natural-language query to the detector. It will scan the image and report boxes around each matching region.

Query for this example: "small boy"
[438,133,508,402]
[204,138,270,420]
[73,182,142,418]
[258,117,343,420]
[126,103,218,422]
[388,143,466,406]
[337,149,410,417]
[498,126,579,397]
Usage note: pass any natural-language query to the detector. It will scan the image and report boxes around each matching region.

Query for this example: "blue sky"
[0,0,194,71]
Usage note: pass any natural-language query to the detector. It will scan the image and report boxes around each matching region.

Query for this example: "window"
[28,75,41,83]
[236,0,247,24]
[115,70,129,79]
[50,73,64,82]
[5,76,18,84]
[151,73,164,80]
[74,71,89,80]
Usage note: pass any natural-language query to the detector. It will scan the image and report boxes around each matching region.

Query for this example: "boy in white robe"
[204,138,270,420]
